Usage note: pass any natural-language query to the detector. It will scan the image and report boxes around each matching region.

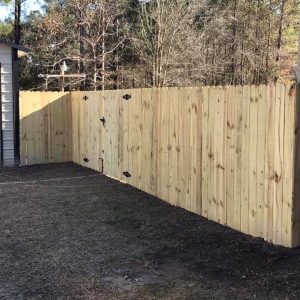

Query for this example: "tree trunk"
[102,7,105,91]
[230,0,237,85]
[276,0,286,63]
[79,11,85,90]
[14,0,21,44]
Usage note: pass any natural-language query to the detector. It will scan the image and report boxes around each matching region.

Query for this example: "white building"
[0,40,30,167]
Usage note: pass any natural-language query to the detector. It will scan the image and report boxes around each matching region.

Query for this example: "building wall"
[0,44,15,166]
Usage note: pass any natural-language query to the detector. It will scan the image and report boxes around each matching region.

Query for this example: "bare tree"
[19,0,300,90]
[129,0,207,87]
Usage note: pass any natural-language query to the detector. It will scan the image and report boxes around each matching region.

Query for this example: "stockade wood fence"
[19,83,300,248]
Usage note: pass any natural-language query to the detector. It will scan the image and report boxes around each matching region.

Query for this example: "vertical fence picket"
[201,87,209,218]
[241,85,250,234]
[226,86,235,228]
[256,85,267,238]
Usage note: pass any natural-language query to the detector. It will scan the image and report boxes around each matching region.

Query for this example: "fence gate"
[92,89,143,186]
[72,91,104,173]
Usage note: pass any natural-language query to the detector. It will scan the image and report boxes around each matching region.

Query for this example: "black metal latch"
[100,117,106,126]
[83,95,88,101]
[123,94,131,100]
[123,171,131,178]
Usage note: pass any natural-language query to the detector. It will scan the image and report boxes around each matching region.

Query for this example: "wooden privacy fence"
[19,83,300,248]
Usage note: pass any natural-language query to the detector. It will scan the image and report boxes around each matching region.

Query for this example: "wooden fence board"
[177,88,185,208]
[226,86,235,228]
[273,84,285,244]
[140,89,153,193]
[127,89,141,188]
[256,85,267,238]
[160,88,170,202]
[120,89,130,183]
[71,92,78,164]
[194,88,202,215]
[182,88,192,210]
[240,85,250,234]
[201,87,209,218]
[234,85,243,231]
[282,84,296,247]
[218,87,226,225]
[248,85,258,236]
[151,89,159,196]
[208,87,216,221]
[265,84,276,243]
[168,88,179,205]
[216,86,223,224]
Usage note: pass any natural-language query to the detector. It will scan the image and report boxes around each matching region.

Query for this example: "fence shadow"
[19,92,72,165]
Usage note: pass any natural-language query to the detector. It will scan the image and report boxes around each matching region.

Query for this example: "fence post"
[292,84,300,247]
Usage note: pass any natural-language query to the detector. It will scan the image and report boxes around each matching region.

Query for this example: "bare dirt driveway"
[0,163,300,300]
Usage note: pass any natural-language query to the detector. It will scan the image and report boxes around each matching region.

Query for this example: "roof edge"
[0,39,31,53]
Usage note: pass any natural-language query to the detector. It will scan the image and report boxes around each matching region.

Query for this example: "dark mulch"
[0,163,299,299]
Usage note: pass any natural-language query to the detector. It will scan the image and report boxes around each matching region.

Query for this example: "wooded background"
[1,0,300,90]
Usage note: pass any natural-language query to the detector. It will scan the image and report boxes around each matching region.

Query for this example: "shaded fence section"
[19,83,299,247]
[20,92,72,165]
[71,91,104,173]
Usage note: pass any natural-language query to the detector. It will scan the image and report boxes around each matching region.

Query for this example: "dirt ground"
[0,163,300,300]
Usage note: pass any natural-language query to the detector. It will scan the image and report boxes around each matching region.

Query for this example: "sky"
[0,0,44,21]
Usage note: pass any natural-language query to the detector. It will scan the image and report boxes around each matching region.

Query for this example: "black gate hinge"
[123,171,131,178]
[123,94,131,100]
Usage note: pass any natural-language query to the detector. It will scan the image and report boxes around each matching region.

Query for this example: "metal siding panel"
[1,93,13,103]
[0,54,13,64]
[1,83,12,93]
[0,45,14,166]
[1,73,12,84]
[0,63,12,74]
[2,135,14,166]
[3,157,15,166]
[2,111,13,121]
[2,102,13,112]
[2,121,13,130]
[3,140,14,150]
[2,130,13,140]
